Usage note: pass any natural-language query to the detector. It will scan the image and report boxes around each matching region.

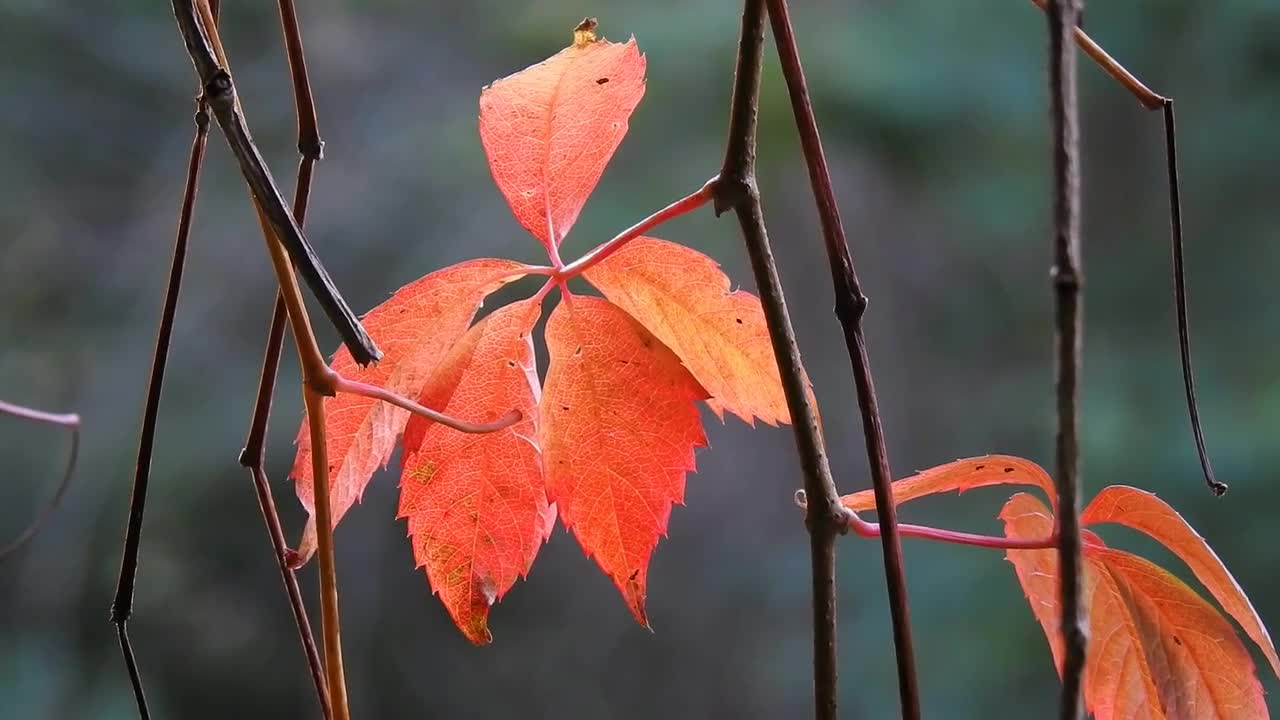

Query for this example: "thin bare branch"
[761,1,920,717]
[715,2,851,717]
[1045,2,1087,718]
[0,401,80,559]
[109,32,219,709]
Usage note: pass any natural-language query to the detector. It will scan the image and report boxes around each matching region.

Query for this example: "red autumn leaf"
[398,301,551,645]
[290,259,525,565]
[840,454,1056,513]
[583,236,789,426]
[540,296,708,625]
[478,21,646,251]
[1082,485,1280,678]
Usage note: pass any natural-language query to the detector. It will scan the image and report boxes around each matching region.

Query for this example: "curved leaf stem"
[329,375,522,434]
[1026,1,1221,496]
[0,401,80,559]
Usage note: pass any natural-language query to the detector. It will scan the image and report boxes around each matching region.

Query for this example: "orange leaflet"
[1092,547,1266,719]
[1082,485,1280,678]
[583,236,789,426]
[398,302,551,645]
[1002,491,1275,719]
[478,23,645,250]
[290,259,525,566]
[841,454,1056,513]
[540,296,708,626]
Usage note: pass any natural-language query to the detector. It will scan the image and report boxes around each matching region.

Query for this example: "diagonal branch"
[109,22,221,708]
[1045,2,1088,718]
[168,0,380,365]
[761,1,920,717]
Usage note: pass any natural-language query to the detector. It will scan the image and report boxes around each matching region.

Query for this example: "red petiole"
[796,490,1058,551]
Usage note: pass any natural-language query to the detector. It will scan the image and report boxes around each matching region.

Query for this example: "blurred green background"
[3,0,1278,717]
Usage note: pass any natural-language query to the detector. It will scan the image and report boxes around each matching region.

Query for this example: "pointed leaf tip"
[584,236,791,427]
[399,301,550,644]
[540,297,707,626]
[479,30,646,250]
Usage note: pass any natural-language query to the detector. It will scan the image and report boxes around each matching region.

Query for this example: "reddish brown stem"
[330,375,522,433]
[763,1,920,717]
[539,178,718,279]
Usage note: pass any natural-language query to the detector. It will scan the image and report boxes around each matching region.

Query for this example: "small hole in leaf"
[507,360,516,368]
[596,77,609,85]
[629,569,640,580]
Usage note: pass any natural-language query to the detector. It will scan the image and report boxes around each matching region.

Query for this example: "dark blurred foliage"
[2,1,1279,717]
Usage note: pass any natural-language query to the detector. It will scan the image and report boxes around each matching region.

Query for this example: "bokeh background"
[3,1,1279,717]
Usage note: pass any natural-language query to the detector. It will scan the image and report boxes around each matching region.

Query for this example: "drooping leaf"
[583,236,789,426]
[398,301,551,645]
[1002,491,1273,719]
[540,296,708,625]
[1000,493,1066,668]
[842,454,1056,513]
[1082,485,1280,678]
[290,259,525,565]
[478,23,646,250]
[1093,546,1268,719]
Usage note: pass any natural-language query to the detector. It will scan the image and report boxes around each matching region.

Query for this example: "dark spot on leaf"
[629,569,640,580]
[574,346,582,356]
[619,359,630,365]
[735,318,743,324]
[507,360,516,367]
[1173,635,1182,646]
[596,77,609,85]
[1003,467,1014,473]
[975,465,985,471]
[561,405,570,411]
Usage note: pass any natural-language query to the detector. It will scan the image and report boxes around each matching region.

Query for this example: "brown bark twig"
[0,400,80,559]
[761,1,921,717]
[1045,2,1087,718]
[715,2,855,717]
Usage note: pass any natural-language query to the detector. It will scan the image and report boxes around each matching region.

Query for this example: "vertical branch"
[715,1,855,717]
[110,1,219,708]
[233,3,331,717]
[303,387,349,719]
[1046,1,1087,718]
[762,1,920,717]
